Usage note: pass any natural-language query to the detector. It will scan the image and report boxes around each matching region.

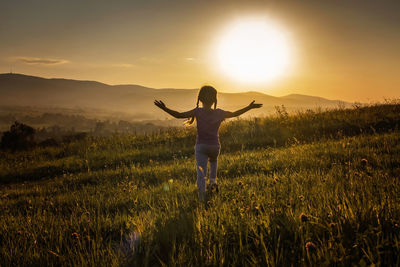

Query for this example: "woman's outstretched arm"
[225,100,263,118]
[154,100,195,119]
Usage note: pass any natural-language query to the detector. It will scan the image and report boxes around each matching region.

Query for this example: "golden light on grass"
[215,18,292,84]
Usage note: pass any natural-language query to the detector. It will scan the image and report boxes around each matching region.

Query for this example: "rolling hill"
[0,73,351,120]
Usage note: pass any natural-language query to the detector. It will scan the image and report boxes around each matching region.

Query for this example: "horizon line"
[0,72,353,103]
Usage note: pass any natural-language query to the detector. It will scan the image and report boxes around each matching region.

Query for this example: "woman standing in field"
[154,85,262,201]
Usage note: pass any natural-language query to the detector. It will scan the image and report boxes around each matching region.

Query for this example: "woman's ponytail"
[186,98,199,125]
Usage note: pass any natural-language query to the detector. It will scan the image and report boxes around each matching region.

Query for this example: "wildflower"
[299,213,309,222]
[361,158,368,166]
[168,179,173,184]
[163,184,169,191]
[254,206,260,216]
[305,241,317,253]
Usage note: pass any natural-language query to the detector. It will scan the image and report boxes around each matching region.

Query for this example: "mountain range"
[0,73,351,120]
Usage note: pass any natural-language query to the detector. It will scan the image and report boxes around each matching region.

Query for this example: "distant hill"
[0,73,352,120]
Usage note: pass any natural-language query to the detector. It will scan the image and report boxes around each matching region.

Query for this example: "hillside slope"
[0,103,399,265]
[0,73,351,119]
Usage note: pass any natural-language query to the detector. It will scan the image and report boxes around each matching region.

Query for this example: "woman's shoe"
[208,183,219,194]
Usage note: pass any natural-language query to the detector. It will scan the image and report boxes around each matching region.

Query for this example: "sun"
[216,18,291,84]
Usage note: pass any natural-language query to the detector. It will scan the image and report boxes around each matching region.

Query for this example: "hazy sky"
[1,0,399,101]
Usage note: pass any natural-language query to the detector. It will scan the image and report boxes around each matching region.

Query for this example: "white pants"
[195,144,220,196]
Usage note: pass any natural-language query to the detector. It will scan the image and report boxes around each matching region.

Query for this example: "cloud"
[110,63,134,68]
[138,57,161,63]
[82,62,135,68]
[16,57,69,65]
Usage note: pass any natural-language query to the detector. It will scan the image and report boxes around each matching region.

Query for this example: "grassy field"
[1,103,400,266]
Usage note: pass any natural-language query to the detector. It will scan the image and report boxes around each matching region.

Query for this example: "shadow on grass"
[125,202,198,266]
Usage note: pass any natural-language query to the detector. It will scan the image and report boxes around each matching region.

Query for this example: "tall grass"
[0,103,399,266]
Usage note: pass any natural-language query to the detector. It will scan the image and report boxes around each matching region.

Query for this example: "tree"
[0,121,36,151]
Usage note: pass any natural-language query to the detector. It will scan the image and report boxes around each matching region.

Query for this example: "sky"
[1,0,399,102]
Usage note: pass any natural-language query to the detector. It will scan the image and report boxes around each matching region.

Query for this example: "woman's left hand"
[248,100,263,109]
[154,100,167,110]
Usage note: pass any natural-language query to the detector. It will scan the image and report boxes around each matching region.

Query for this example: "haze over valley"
[0,73,352,132]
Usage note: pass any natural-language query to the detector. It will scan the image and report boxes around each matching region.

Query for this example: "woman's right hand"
[248,100,263,109]
[154,100,167,110]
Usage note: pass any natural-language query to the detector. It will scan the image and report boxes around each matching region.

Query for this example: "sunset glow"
[1,1,400,101]
[216,19,291,84]
[1,2,400,265]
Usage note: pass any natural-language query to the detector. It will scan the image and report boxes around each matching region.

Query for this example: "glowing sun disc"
[216,19,291,83]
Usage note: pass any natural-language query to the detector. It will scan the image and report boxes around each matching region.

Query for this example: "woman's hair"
[186,85,217,125]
